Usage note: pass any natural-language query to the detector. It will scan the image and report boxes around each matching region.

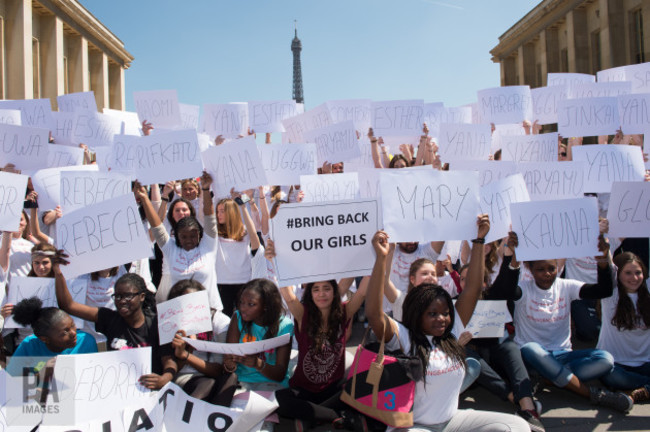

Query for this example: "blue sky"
[81,0,540,112]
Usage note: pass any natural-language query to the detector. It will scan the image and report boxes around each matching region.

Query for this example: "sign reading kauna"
[0,123,50,171]
[607,182,650,238]
[477,86,532,125]
[379,169,480,243]
[270,200,380,286]
[511,197,600,261]
[56,194,153,279]
[0,172,28,232]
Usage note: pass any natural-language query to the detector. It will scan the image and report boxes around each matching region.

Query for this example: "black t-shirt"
[96,308,170,374]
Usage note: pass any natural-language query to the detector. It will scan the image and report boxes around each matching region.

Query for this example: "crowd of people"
[0,118,648,432]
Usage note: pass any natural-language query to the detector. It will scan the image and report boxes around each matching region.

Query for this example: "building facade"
[491,0,650,87]
[0,0,132,110]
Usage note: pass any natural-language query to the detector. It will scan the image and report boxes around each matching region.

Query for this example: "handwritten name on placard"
[441,106,473,125]
[184,333,291,356]
[56,194,152,279]
[421,102,444,137]
[477,86,532,125]
[110,129,203,184]
[557,97,620,137]
[531,85,568,125]
[71,110,122,148]
[518,161,586,200]
[157,290,212,344]
[270,200,379,285]
[607,182,650,237]
[371,100,424,136]
[326,99,372,132]
[47,144,84,168]
[572,145,646,193]
[438,123,492,162]
[449,160,517,187]
[379,169,480,242]
[179,103,199,130]
[32,165,97,210]
[598,63,650,94]
[57,91,97,113]
[300,172,360,203]
[569,81,632,99]
[303,120,361,164]
[511,197,600,261]
[0,172,28,232]
[248,100,298,133]
[491,123,526,153]
[258,143,317,185]
[282,103,333,143]
[202,103,248,139]
[133,89,182,129]
[103,108,142,135]
[548,72,595,87]
[0,109,22,126]
[500,133,558,163]
[0,99,54,130]
[60,170,132,213]
[618,93,650,134]
[201,136,268,196]
[0,123,50,171]
[51,112,75,146]
[479,174,530,243]
[463,300,512,338]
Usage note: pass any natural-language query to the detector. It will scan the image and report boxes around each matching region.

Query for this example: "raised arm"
[369,128,384,169]
[133,182,162,228]
[0,231,11,272]
[258,186,271,236]
[29,206,51,245]
[383,243,401,303]
[230,188,260,251]
[579,234,614,300]
[344,275,369,318]
[54,254,98,322]
[264,239,304,324]
[455,214,489,327]
[156,181,175,221]
[367,231,396,343]
[201,172,215,217]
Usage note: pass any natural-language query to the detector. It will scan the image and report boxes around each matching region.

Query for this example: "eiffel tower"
[291,20,304,104]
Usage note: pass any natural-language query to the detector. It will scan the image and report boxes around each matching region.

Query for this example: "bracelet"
[471,237,485,244]
[224,363,236,373]
[256,359,266,371]
[202,188,210,191]
[161,197,169,202]
[184,351,190,361]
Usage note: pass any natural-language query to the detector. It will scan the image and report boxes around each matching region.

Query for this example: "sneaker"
[631,386,650,403]
[516,409,545,432]
[589,387,634,413]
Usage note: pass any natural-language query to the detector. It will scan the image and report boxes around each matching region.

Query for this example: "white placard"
[110,129,203,184]
[618,93,650,134]
[557,97,620,137]
[201,136,268,196]
[270,200,379,285]
[5,277,86,329]
[568,81,632,99]
[51,111,75,145]
[421,102,444,137]
[572,145,646,193]
[157,291,212,345]
[500,133,558,163]
[300,172,359,203]
[103,108,141,135]
[449,160,517,187]
[282,103,332,144]
[202,103,248,139]
[518,161,586,200]
[57,91,97,113]
[371,100,424,136]
[356,167,382,199]
[60,170,132,213]
[184,333,291,356]
[0,123,50,171]
[511,197,600,261]
[379,170,480,242]
[623,62,650,94]
[49,348,151,425]
[71,110,122,148]
[56,194,152,279]
[326,99,372,132]
[133,89,182,129]
[438,123,492,162]
[0,109,22,126]
[258,143,317,185]
[531,85,568,125]
[248,100,298,133]
[607,182,650,238]
[47,145,84,168]
[179,103,199,130]
[0,172,28,232]
[303,120,361,164]
[548,72,595,87]
[479,174,530,243]
[441,106,473,125]
[0,99,54,130]
[597,66,627,83]
[31,165,97,210]
[464,300,512,338]
[477,86,532,124]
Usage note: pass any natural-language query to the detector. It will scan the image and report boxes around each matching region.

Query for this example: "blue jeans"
[520,342,614,387]
[601,361,650,391]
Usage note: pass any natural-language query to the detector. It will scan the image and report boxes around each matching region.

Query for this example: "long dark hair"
[167,198,197,235]
[402,284,466,377]
[237,279,284,340]
[302,280,344,353]
[612,252,650,330]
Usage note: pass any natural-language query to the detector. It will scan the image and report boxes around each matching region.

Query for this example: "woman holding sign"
[366,215,530,432]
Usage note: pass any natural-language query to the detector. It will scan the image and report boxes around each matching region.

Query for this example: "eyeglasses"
[559,152,567,157]
[111,292,140,302]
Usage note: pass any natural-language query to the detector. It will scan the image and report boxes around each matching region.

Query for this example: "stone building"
[491,0,650,87]
[0,0,132,110]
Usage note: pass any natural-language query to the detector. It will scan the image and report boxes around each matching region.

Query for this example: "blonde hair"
[217,198,245,241]
[181,179,201,198]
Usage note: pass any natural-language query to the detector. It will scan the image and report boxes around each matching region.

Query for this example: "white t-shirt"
[6,237,35,278]
[597,289,650,367]
[385,316,465,428]
[390,244,440,293]
[565,257,598,284]
[215,234,252,284]
[514,277,583,351]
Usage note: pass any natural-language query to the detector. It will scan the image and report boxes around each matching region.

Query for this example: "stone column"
[66,34,89,93]
[108,63,124,110]
[39,14,64,109]
[89,50,108,110]
[5,0,33,99]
